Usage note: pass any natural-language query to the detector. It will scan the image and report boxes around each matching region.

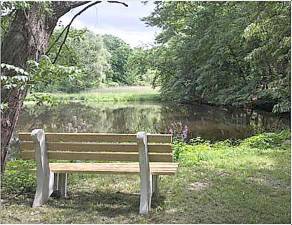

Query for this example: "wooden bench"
[19,129,178,214]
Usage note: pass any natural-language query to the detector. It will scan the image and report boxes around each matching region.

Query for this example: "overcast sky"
[59,1,160,47]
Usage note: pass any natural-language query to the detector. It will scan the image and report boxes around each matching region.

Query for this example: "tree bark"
[0,1,88,173]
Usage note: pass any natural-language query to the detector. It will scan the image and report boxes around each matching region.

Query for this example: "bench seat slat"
[20,142,172,153]
[21,151,173,162]
[19,133,172,143]
[49,162,179,175]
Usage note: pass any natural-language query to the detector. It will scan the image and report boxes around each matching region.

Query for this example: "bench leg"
[33,171,54,207]
[53,173,68,198]
[32,129,54,207]
[140,173,151,215]
[139,175,158,213]
[53,173,59,192]
[59,173,68,198]
[151,175,159,197]
[137,132,151,214]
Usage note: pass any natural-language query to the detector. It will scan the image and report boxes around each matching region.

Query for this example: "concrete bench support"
[152,175,159,197]
[31,129,54,207]
[53,173,68,198]
[137,132,151,214]
[58,173,68,197]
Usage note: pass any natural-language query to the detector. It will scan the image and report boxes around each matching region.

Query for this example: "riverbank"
[26,86,290,116]
[25,86,160,105]
[1,130,290,223]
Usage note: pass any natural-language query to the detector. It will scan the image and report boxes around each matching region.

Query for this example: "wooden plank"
[20,142,172,153]
[18,133,172,143]
[50,162,178,168]
[19,141,33,153]
[21,151,173,162]
[49,162,178,175]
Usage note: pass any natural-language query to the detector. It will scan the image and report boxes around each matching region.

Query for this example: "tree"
[102,34,132,85]
[143,1,290,112]
[36,28,111,92]
[1,1,127,173]
[125,47,156,85]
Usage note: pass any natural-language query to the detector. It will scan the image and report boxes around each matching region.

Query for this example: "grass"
[25,86,160,104]
[1,131,290,223]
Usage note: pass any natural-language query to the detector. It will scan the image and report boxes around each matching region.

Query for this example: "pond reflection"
[17,102,290,141]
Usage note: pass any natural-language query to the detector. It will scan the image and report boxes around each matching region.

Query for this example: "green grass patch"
[1,130,290,223]
[25,86,161,105]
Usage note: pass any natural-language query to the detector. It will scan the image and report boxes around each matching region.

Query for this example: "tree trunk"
[1,1,88,173]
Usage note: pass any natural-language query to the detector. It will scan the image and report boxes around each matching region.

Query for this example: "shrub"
[240,130,290,149]
[1,160,36,194]
[173,130,290,166]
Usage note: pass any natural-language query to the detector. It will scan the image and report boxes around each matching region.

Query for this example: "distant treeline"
[36,30,155,93]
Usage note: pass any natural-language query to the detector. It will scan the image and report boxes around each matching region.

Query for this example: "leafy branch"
[46,1,128,64]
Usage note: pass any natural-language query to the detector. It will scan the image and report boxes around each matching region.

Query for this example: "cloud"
[58,1,160,47]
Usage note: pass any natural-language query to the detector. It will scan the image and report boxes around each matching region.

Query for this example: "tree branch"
[107,1,128,7]
[50,0,128,64]
[52,1,91,18]
[52,1,102,63]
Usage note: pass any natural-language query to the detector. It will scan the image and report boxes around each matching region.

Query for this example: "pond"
[17,101,290,141]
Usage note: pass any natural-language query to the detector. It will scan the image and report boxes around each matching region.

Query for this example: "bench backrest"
[19,132,173,162]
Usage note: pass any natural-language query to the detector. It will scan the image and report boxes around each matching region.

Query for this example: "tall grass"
[26,86,161,104]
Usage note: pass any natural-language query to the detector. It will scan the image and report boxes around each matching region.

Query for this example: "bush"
[240,130,290,149]
[1,160,36,194]
[173,130,290,166]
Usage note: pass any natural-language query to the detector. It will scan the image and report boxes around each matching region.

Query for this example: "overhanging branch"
[48,0,128,64]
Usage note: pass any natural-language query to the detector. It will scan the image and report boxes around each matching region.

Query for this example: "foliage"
[143,1,291,113]
[102,34,132,85]
[240,130,290,149]
[0,63,30,111]
[27,93,61,106]
[1,2,52,38]
[26,86,160,104]
[37,29,111,92]
[1,160,36,194]
[1,63,30,89]
[33,30,154,93]
[125,47,157,85]
[1,2,31,37]
[29,55,83,93]
[1,56,82,108]
[174,130,290,166]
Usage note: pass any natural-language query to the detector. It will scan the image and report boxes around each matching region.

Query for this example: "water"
[17,101,290,141]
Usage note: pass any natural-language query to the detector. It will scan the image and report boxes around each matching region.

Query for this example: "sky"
[59,1,161,47]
